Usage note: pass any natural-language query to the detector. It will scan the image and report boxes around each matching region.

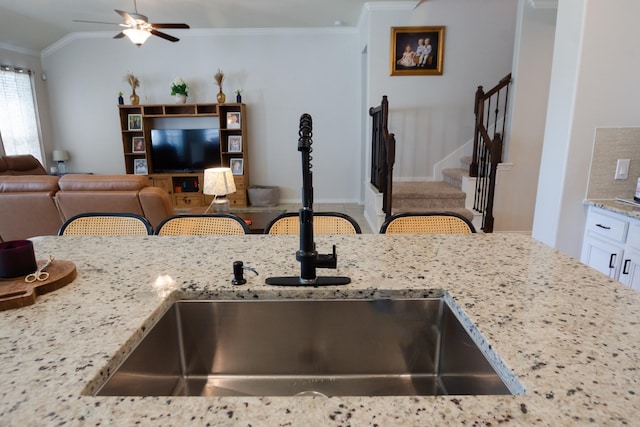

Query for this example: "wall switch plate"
[615,159,630,180]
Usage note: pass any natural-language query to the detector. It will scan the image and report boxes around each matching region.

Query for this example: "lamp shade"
[52,150,70,162]
[123,29,152,46]
[203,167,236,197]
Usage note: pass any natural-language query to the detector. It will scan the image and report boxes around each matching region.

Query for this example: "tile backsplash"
[587,127,640,200]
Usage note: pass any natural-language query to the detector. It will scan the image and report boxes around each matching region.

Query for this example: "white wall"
[41,29,361,203]
[365,0,517,182]
[493,0,556,232]
[533,0,640,258]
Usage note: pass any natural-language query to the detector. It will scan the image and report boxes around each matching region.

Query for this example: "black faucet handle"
[316,245,338,270]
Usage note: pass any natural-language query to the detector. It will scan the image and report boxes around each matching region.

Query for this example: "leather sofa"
[0,175,63,241]
[0,155,174,240]
[56,174,173,231]
[0,154,47,175]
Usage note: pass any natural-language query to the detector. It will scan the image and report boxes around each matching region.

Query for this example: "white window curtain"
[0,66,44,163]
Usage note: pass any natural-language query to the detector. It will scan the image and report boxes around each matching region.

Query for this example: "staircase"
[391,156,479,229]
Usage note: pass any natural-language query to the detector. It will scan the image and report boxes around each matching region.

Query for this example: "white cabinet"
[581,235,624,278]
[620,223,640,290]
[581,206,640,290]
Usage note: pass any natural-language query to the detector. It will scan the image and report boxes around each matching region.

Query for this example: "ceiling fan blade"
[115,9,135,23]
[151,23,190,29]
[73,19,122,26]
[113,32,126,39]
[150,29,179,42]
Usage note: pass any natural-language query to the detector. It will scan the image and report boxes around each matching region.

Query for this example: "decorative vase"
[217,88,226,104]
[118,95,124,105]
[175,94,187,104]
[236,94,242,103]
[130,89,139,105]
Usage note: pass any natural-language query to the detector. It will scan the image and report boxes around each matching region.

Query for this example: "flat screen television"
[150,128,221,173]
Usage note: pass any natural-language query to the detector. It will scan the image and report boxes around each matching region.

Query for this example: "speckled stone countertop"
[1,234,639,426]
[585,198,640,220]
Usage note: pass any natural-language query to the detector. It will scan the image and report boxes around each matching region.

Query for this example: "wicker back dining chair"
[379,212,476,234]
[58,213,153,236]
[154,214,250,235]
[264,212,362,235]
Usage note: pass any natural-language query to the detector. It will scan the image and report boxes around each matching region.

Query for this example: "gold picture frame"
[390,26,445,76]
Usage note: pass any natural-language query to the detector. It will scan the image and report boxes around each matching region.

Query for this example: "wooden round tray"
[0,260,77,311]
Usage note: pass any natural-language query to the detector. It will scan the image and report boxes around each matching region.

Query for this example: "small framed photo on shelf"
[131,136,145,153]
[134,158,148,175]
[227,112,241,129]
[228,135,242,153]
[128,114,143,131]
[230,158,244,175]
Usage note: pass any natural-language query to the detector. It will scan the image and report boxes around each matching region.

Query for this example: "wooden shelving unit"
[118,103,249,208]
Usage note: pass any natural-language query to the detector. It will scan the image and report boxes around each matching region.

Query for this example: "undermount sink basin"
[96,298,521,397]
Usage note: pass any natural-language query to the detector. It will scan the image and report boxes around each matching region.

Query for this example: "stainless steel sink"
[96,298,519,397]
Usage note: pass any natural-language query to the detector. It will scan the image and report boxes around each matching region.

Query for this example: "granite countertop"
[1,234,639,426]
[585,198,640,220]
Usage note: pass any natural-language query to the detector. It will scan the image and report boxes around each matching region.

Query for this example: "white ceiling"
[0,0,419,54]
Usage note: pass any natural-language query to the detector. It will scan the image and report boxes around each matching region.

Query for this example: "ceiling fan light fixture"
[123,28,151,46]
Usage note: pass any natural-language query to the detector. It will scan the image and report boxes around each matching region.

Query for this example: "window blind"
[0,65,43,164]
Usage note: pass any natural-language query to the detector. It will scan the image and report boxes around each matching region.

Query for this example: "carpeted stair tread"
[442,168,467,181]
[393,181,465,199]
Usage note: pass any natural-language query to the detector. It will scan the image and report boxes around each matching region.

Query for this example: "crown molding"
[527,0,558,9]
[0,42,40,57]
[41,27,357,57]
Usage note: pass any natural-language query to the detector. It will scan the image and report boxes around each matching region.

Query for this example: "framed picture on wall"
[228,135,242,153]
[128,114,143,130]
[230,158,244,175]
[134,158,148,175]
[390,26,445,76]
[131,136,145,153]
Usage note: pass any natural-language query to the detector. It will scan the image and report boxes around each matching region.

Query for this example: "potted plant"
[118,91,124,105]
[170,77,189,104]
[235,89,243,103]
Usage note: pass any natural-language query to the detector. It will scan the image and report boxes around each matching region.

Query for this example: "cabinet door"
[581,234,624,279]
[149,177,172,194]
[620,250,640,290]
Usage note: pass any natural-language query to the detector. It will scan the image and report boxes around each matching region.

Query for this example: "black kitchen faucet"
[265,114,350,286]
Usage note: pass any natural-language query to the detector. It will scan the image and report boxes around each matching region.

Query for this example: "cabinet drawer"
[585,210,629,243]
[174,195,202,207]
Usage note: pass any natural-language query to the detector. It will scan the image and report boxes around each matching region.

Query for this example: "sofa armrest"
[139,187,174,229]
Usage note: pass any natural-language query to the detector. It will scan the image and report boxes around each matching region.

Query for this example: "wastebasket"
[247,185,280,207]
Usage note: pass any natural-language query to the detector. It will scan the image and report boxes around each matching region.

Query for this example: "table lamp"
[52,150,70,175]
[203,167,236,213]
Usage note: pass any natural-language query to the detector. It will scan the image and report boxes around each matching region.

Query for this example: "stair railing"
[369,96,396,219]
[470,73,511,232]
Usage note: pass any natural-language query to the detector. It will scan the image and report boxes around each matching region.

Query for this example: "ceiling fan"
[73,0,190,46]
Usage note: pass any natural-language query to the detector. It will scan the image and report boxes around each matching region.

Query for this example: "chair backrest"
[265,212,362,235]
[155,214,250,235]
[58,213,153,236]
[380,212,476,234]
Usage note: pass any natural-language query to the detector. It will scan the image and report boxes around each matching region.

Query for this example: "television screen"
[150,129,221,172]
